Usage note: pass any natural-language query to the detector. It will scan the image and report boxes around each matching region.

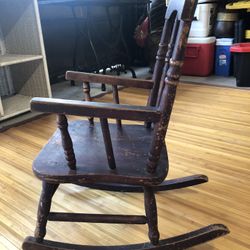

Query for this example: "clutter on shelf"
[181,0,250,86]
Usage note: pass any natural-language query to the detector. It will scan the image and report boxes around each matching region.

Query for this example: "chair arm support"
[31,98,161,122]
[65,71,154,89]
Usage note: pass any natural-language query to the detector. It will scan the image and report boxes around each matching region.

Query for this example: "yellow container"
[226,1,250,10]
[246,30,250,39]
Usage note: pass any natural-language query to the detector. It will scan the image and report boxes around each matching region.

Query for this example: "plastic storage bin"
[189,0,218,37]
[182,37,216,76]
[214,12,238,38]
[215,38,234,76]
[230,43,250,87]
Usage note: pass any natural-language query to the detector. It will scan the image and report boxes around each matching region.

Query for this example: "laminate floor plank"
[0,83,249,249]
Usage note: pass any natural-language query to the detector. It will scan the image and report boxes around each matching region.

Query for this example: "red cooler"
[182,37,216,76]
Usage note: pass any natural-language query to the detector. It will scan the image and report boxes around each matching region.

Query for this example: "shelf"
[0,94,32,121]
[0,96,3,116]
[0,0,51,124]
[0,54,43,67]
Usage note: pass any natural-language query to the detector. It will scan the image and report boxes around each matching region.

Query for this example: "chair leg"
[34,182,59,243]
[144,186,160,245]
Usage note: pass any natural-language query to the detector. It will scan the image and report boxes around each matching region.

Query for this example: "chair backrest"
[146,0,198,173]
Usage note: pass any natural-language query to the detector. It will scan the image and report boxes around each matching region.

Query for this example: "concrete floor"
[181,75,237,88]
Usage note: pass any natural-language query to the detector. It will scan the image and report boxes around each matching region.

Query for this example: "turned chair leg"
[34,182,59,243]
[144,186,160,245]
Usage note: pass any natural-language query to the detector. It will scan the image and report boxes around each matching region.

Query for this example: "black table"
[38,0,148,83]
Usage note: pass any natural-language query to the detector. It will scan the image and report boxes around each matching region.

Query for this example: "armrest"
[31,98,161,122]
[65,71,154,89]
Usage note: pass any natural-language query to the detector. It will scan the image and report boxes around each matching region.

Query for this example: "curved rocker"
[80,175,208,193]
[23,224,229,250]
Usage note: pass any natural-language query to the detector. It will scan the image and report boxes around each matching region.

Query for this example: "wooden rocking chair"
[23,1,229,249]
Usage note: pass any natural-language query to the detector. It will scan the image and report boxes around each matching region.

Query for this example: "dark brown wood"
[79,175,208,193]
[147,84,177,174]
[101,68,107,91]
[112,85,122,127]
[156,19,180,108]
[100,118,116,170]
[144,187,159,245]
[147,11,177,111]
[83,81,94,125]
[23,224,229,250]
[26,1,229,249]
[57,114,76,170]
[147,4,197,174]
[82,82,92,100]
[33,121,168,185]
[66,71,154,89]
[48,213,147,224]
[34,182,59,243]
[31,98,161,123]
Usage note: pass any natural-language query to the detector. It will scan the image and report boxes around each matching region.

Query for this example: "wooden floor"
[0,83,250,249]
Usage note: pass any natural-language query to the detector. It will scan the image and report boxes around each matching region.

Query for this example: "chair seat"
[33,120,168,186]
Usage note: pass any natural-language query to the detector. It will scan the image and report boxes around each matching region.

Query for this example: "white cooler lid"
[188,37,216,44]
[216,38,234,46]
[198,0,219,3]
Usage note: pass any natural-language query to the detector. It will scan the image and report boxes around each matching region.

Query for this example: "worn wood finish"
[57,114,76,170]
[147,9,178,110]
[147,18,196,174]
[147,84,177,173]
[83,82,94,126]
[31,98,161,123]
[144,187,159,245]
[22,0,229,249]
[23,224,229,250]
[83,82,91,102]
[156,19,180,109]
[100,118,116,170]
[32,121,168,185]
[48,213,147,224]
[66,71,154,89]
[81,175,208,193]
[34,182,59,243]
[112,85,122,127]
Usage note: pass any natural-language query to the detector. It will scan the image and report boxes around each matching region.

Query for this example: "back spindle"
[145,12,178,129]
[83,81,94,126]
[147,14,195,174]
[147,14,177,110]
[112,85,122,127]
[157,17,180,107]
[100,118,116,170]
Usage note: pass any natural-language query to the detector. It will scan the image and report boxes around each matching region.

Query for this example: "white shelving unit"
[0,54,43,67]
[0,0,51,121]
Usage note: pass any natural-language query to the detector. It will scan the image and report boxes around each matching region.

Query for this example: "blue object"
[215,39,233,76]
